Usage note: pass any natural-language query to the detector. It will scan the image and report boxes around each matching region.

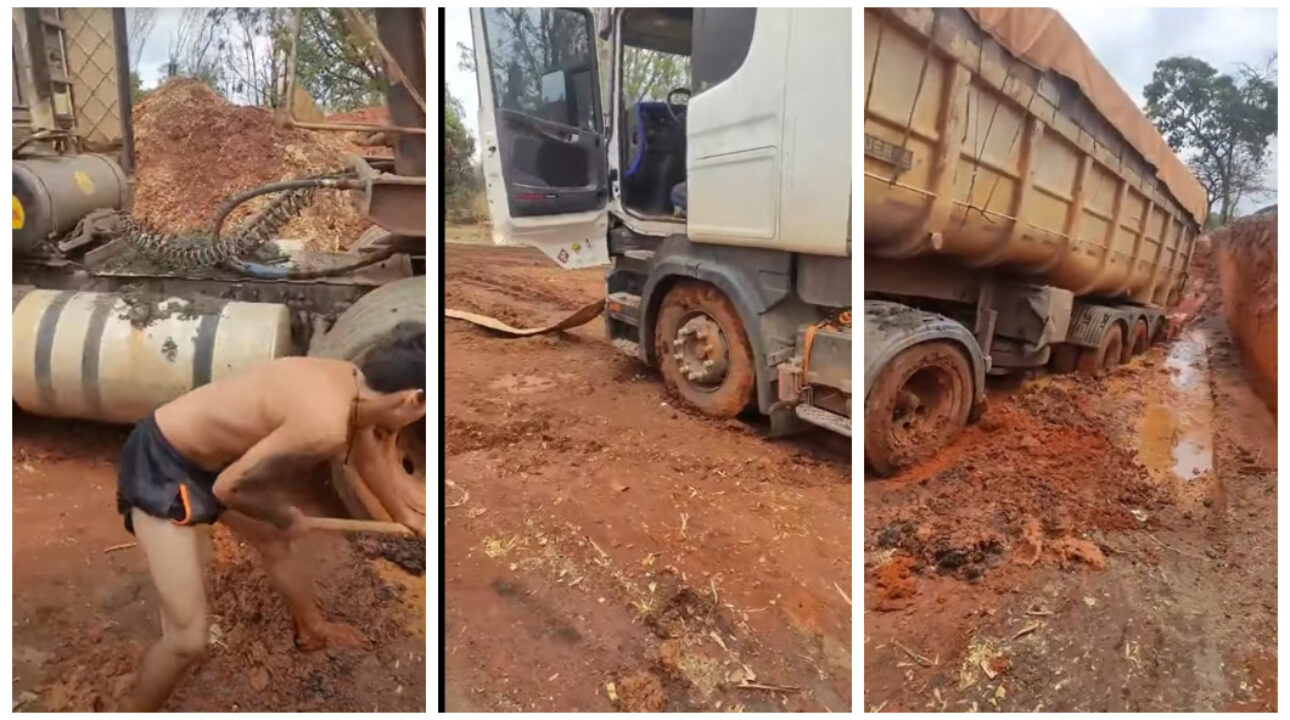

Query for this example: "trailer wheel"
[865,341,972,477]
[1123,319,1149,362]
[311,275,425,523]
[653,281,755,418]
[1077,323,1123,375]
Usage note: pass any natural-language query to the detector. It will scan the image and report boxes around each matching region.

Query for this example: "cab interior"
[618,8,692,219]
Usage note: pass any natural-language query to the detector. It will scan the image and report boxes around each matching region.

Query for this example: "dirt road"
[443,238,852,712]
[863,297,1277,710]
[12,415,426,712]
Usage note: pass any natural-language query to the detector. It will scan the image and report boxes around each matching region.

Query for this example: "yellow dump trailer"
[863,8,1207,475]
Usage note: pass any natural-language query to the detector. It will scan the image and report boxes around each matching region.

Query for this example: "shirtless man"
[116,334,425,712]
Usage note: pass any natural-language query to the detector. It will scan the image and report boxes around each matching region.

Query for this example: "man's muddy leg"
[220,510,366,650]
[128,509,208,712]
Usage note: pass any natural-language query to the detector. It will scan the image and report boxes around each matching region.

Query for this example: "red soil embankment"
[1212,210,1277,411]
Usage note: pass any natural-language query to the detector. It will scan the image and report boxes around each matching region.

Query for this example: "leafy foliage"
[445,86,483,219]
[1145,55,1277,224]
[160,8,388,112]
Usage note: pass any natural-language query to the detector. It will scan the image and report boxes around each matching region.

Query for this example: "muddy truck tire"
[1123,319,1149,363]
[865,341,973,477]
[311,275,426,521]
[1077,323,1123,375]
[653,281,756,418]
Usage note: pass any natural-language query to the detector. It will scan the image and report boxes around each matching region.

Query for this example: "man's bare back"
[119,348,425,711]
[155,357,357,475]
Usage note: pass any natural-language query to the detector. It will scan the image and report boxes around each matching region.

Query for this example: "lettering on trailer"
[864,134,913,171]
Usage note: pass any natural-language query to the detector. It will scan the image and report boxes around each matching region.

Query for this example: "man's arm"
[212,426,343,531]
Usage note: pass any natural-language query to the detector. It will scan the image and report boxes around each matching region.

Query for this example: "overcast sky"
[1057,6,1278,214]
[444,7,1278,213]
[129,9,183,89]
[444,8,478,154]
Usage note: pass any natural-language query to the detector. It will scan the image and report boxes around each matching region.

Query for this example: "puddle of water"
[1138,329,1214,481]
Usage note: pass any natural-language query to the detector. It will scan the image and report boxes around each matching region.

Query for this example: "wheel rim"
[670,311,730,391]
[891,365,957,448]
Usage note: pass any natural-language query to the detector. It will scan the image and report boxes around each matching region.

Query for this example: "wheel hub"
[671,313,729,388]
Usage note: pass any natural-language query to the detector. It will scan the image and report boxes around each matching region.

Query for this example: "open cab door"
[470,8,609,269]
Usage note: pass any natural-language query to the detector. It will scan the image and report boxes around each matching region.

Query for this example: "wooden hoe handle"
[309,517,416,536]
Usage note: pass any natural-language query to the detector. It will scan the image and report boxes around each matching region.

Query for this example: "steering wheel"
[666,87,691,124]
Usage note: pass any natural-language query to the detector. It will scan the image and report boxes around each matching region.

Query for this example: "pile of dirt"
[1211,210,1277,410]
[327,106,395,158]
[132,78,369,250]
[865,377,1160,596]
[328,107,389,125]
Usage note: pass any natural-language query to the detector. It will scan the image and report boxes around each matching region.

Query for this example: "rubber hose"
[228,246,401,280]
[210,176,356,239]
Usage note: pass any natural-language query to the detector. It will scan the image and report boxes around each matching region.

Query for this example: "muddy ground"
[442,237,852,712]
[863,249,1277,711]
[12,414,426,712]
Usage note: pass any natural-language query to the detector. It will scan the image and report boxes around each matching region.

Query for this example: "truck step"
[795,404,851,437]
[611,337,644,361]
[607,292,642,326]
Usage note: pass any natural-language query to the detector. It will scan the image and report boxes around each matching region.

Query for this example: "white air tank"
[13,289,296,424]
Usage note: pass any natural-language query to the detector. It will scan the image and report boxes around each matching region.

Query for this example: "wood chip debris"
[103,542,137,554]
[735,682,800,694]
[833,581,851,606]
[586,536,610,560]
[893,639,934,667]
[445,479,470,508]
[1012,621,1041,640]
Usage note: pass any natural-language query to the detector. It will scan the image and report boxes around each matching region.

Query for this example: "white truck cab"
[471,7,852,437]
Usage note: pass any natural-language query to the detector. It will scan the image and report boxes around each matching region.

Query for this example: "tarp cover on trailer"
[965,8,1208,225]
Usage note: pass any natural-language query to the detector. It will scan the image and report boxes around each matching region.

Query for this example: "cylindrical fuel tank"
[13,289,296,424]
[12,154,130,256]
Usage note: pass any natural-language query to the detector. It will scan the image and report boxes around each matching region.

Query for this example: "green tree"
[1144,55,1277,225]
[293,9,387,111]
[444,86,479,212]
[129,70,144,104]
[621,48,688,103]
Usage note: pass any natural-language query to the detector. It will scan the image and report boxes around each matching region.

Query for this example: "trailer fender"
[863,300,987,408]
[639,236,794,414]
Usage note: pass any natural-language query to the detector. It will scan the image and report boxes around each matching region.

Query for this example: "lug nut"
[673,352,684,362]
[672,338,684,348]
[703,359,714,368]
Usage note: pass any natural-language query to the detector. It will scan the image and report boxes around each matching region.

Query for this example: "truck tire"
[865,341,972,477]
[653,281,755,418]
[310,275,425,521]
[1077,323,1123,375]
[1123,319,1149,362]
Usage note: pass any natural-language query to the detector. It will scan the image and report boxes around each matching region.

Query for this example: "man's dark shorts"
[116,413,225,535]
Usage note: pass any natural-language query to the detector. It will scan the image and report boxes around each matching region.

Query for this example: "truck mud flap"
[444,300,605,337]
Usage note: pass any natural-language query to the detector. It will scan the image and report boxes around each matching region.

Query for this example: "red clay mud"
[12,413,425,712]
[864,279,1277,711]
[443,241,851,712]
[1211,211,1277,410]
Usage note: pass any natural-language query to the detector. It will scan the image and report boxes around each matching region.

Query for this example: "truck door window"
[480,8,599,132]
[691,9,756,94]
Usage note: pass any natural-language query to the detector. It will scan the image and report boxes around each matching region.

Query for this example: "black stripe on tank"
[34,291,75,410]
[81,294,116,416]
[191,302,228,388]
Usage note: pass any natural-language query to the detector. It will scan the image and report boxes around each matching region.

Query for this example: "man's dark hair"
[360,324,425,393]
